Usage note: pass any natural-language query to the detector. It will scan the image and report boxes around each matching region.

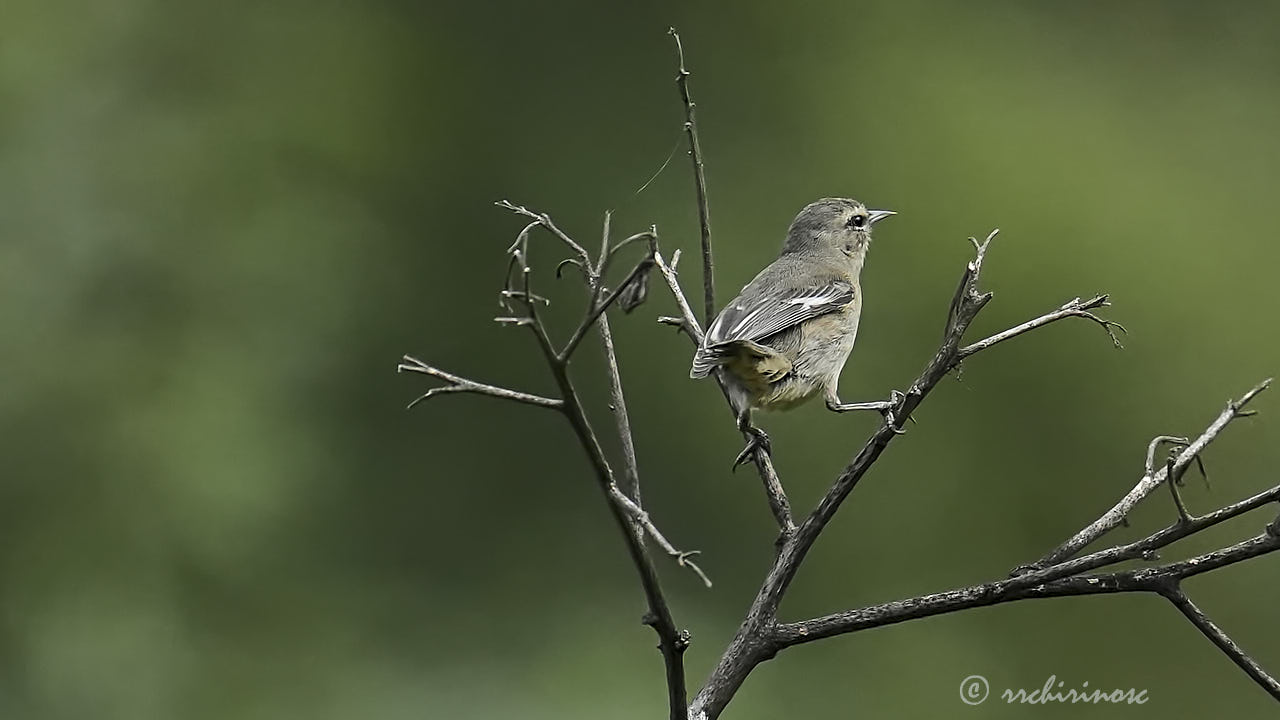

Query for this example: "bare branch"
[669,28,716,327]
[560,244,655,361]
[1023,378,1271,571]
[955,293,1126,360]
[495,199,592,269]
[611,488,712,589]
[690,233,1133,719]
[1166,455,1196,524]
[1146,435,1190,476]
[595,212,641,503]
[768,487,1280,652]
[653,248,704,344]
[555,257,586,280]
[596,211,613,278]
[397,355,562,409]
[553,365,691,720]
[747,385,1280,712]
[593,218,712,587]
[992,478,1280,591]
[405,209,701,720]
[602,230,658,278]
[501,226,562,367]
[596,275,712,589]
[1160,586,1280,700]
[651,245,796,535]
[772,531,1280,648]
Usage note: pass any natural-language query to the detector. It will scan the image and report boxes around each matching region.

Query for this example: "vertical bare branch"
[669,28,716,326]
[596,213,642,503]
[413,207,707,720]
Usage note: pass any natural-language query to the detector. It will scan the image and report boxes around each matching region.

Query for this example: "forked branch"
[1022,378,1271,572]
[403,204,705,720]
[685,230,1149,719]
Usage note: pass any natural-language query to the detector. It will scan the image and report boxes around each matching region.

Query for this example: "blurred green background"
[3,1,1279,718]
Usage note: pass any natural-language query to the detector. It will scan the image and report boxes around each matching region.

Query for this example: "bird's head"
[781,197,895,262]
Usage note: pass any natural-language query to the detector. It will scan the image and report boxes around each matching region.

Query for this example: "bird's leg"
[826,389,909,434]
[732,408,771,472]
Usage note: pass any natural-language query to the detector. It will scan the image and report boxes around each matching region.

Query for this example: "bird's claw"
[880,389,910,434]
[732,429,772,472]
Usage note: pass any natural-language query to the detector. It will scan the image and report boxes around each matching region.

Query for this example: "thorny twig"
[397,355,562,410]
[669,27,716,328]
[1022,379,1271,571]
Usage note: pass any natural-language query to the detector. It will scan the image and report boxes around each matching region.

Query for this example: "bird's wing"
[705,279,854,346]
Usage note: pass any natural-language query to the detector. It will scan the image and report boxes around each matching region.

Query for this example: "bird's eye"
[847,214,867,228]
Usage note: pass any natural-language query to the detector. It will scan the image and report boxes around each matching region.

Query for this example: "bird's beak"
[867,209,896,225]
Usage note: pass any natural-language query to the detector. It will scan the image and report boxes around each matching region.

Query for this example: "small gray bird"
[690,197,899,469]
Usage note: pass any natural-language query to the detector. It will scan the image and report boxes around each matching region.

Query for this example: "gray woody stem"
[686,232,1145,719]
[403,204,707,720]
[669,28,716,327]
[772,532,1280,648]
[1161,586,1280,701]
[397,356,562,410]
[596,212,641,503]
[654,249,796,535]
[502,206,704,720]
[1023,379,1271,571]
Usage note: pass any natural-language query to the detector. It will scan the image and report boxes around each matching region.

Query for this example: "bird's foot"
[880,390,910,434]
[732,427,772,472]
[827,390,911,433]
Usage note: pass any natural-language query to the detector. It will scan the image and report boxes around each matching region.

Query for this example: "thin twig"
[495,199,592,269]
[1024,378,1271,571]
[612,489,713,589]
[1167,455,1196,524]
[690,232,1133,719]
[408,209,698,720]
[595,213,642,504]
[592,219,711,586]
[1160,586,1280,701]
[654,248,704,343]
[561,246,655,361]
[771,531,1280,648]
[652,246,796,535]
[554,368,691,720]
[955,294,1126,360]
[1147,435,1190,476]
[766,480,1280,649]
[398,355,562,409]
[669,28,716,327]
[509,212,692,720]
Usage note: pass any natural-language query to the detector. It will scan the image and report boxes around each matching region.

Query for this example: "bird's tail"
[691,340,791,383]
[690,344,722,379]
